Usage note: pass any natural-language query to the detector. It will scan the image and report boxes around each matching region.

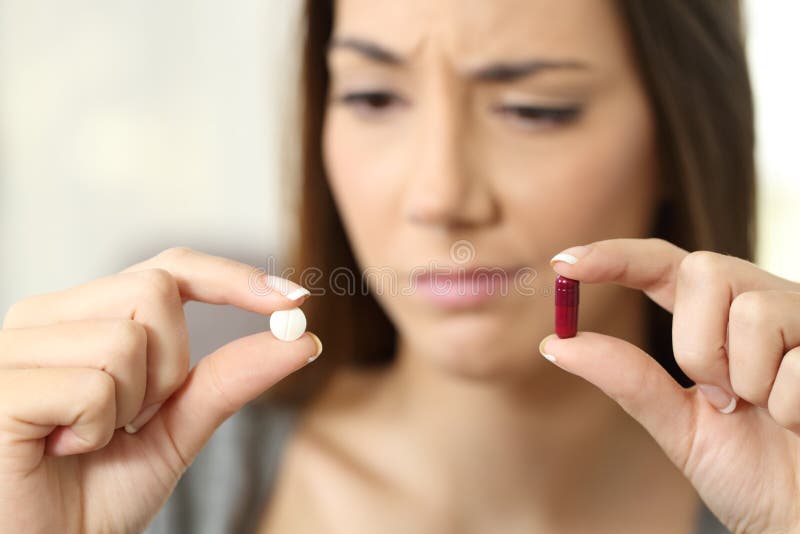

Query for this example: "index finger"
[549,238,798,314]
[120,246,310,313]
[3,248,309,331]
[548,238,688,312]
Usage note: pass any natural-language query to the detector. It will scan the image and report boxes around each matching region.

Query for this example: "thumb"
[146,330,322,468]
[539,331,695,469]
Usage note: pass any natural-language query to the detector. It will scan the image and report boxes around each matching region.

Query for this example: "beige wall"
[744,1,800,280]
[0,1,303,314]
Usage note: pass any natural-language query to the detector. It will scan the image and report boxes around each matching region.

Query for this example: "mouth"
[409,264,523,310]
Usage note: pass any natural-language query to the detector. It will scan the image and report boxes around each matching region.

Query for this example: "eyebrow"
[327,36,589,82]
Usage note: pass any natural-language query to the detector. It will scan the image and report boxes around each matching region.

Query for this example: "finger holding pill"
[0,246,324,534]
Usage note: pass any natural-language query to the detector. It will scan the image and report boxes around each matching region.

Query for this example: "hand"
[0,247,322,534]
[539,238,800,534]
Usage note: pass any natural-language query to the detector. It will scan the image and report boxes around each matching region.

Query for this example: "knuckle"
[767,357,800,430]
[107,319,148,364]
[729,291,772,330]
[91,420,116,449]
[78,371,117,444]
[147,343,190,404]
[136,268,179,303]
[730,375,768,408]
[678,250,724,283]
[79,364,134,440]
[672,344,705,371]
[2,298,30,330]
[158,360,190,399]
[156,246,194,262]
[82,369,116,408]
[645,237,671,250]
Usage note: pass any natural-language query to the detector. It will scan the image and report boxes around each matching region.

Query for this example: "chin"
[404,313,541,382]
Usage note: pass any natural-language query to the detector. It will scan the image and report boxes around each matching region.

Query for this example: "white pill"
[269,307,307,342]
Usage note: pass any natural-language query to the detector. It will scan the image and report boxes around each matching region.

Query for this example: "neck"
[378,289,692,525]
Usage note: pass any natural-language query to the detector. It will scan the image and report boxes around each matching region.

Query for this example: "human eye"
[335,90,406,118]
[492,103,582,130]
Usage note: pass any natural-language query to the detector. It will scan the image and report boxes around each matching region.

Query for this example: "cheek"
[498,87,658,250]
[322,110,409,266]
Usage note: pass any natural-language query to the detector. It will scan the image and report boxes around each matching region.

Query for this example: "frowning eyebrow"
[327,36,589,82]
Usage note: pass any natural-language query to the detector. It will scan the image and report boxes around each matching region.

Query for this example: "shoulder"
[256,366,401,532]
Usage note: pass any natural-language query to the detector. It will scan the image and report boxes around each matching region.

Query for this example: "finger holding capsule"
[548,238,689,312]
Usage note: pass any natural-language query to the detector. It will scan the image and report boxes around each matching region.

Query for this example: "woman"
[1,0,798,532]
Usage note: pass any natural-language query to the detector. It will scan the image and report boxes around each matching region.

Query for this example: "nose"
[402,86,498,229]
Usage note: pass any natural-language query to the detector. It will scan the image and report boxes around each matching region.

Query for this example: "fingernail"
[264,275,310,301]
[286,287,311,301]
[307,332,323,363]
[550,245,592,267]
[538,334,557,363]
[124,402,163,434]
[697,385,738,414]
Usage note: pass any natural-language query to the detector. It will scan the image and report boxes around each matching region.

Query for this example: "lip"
[409,265,521,310]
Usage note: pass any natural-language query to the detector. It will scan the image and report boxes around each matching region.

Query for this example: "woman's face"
[322,0,659,378]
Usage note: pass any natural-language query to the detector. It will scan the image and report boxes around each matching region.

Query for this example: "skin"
[0,248,322,533]
[260,1,800,533]
[3,1,800,533]
[260,0,693,532]
[322,0,659,383]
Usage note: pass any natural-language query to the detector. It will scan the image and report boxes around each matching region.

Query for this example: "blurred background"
[1,1,798,354]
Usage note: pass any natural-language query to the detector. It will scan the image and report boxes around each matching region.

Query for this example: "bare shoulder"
[256,366,409,533]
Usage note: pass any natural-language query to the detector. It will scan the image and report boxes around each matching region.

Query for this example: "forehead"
[330,0,629,66]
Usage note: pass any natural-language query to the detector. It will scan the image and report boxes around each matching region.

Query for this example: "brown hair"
[266,0,756,405]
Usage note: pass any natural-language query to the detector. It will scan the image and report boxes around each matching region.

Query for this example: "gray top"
[144,402,730,534]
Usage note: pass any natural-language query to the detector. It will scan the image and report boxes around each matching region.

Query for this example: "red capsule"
[555,275,579,338]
